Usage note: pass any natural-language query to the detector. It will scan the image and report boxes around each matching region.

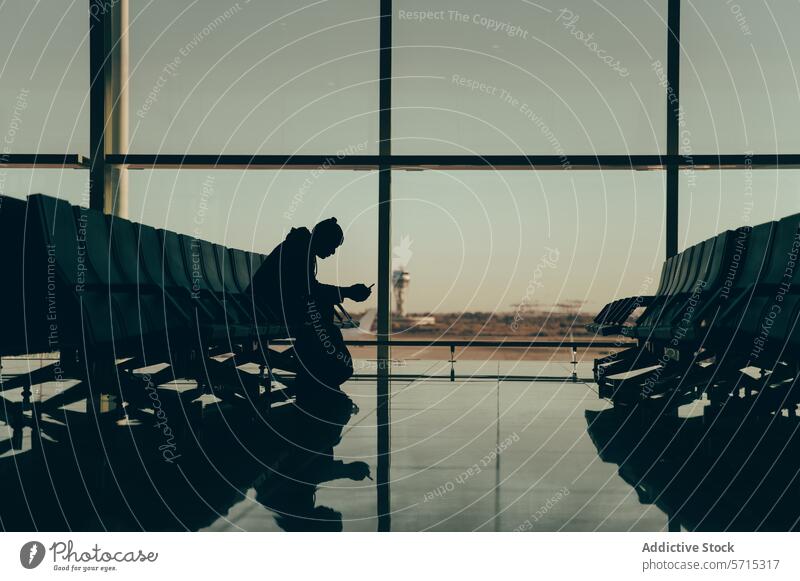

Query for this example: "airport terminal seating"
[0,193,355,426]
[589,212,800,420]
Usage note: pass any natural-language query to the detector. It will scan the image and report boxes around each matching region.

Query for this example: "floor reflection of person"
[254,394,371,532]
[248,218,371,405]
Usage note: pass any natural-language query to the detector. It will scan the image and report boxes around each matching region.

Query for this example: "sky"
[1,0,800,312]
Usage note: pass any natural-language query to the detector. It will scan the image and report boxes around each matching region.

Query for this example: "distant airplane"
[509,301,539,311]
[509,300,585,313]
[341,308,376,341]
[554,300,585,312]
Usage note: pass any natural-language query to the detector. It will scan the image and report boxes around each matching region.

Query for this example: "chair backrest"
[25,195,94,350]
[675,243,701,295]
[160,230,193,290]
[216,245,244,294]
[109,216,146,286]
[227,248,249,293]
[634,231,737,333]
[660,255,680,298]
[250,253,266,276]
[31,194,81,287]
[685,236,717,293]
[198,240,225,294]
[761,213,800,287]
[701,230,732,291]
[733,222,775,293]
[138,225,167,288]
[75,205,120,286]
[651,259,671,297]
[0,196,44,355]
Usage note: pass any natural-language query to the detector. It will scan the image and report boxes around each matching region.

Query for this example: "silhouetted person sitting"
[248,218,371,403]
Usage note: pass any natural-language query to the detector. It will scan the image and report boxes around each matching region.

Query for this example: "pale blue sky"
[1,1,799,312]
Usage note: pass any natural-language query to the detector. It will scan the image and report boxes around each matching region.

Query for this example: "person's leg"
[291,296,355,413]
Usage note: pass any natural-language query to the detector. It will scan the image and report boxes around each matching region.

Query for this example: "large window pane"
[128,169,378,307]
[679,169,800,248]
[129,0,379,155]
[0,2,88,155]
[681,0,800,153]
[393,0,667,155]
[391,169,665,339]
[0,169,88,206]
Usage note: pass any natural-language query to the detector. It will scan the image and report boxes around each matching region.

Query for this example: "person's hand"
[348,283,372,302]
[346,461,372,481]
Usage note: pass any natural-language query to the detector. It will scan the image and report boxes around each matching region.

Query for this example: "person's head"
[311,217,344,259]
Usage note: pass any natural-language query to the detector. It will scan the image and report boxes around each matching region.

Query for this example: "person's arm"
[311,459,372,484]
[314,282,349,304]
[314,281,372,304]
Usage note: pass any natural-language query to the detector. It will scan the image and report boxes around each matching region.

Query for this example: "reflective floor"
[1,357,799,531]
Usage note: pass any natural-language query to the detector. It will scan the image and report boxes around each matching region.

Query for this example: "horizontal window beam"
[0,154,88,168]
[108,154,381,170]
[5,153,800,171]
[106,153,800,170]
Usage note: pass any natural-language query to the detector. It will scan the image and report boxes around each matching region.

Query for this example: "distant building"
[392,269,410,317]
[392,268,435,325]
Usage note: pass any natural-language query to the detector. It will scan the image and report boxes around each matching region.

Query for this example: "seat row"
[3,194,286,363]
[590,211,800,415]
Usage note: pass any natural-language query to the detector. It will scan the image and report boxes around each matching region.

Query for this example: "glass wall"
[0,169,88,206]
[393,0,668,155]
[4,0,797,344]
[0,2,89,156]
[127,168,378,307]
[681,0,800,154]
[392,169,665,338]
[679,169,800,249]
[129,0,379,155]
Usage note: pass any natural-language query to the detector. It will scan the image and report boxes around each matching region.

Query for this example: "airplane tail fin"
[341,308,376,340]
